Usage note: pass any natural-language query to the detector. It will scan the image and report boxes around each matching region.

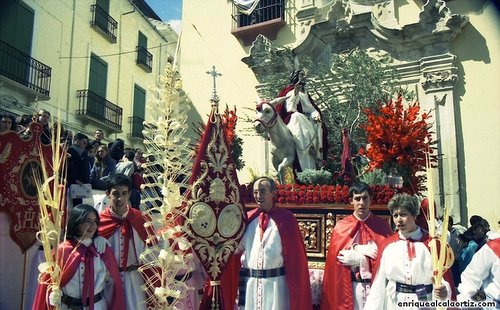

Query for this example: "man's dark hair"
[348,181,371,199]
[73,132,89,143]
[105,173,132,191]
[66,204,99,240]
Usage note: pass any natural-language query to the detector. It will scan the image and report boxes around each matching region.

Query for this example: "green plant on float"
[297,168,333,185]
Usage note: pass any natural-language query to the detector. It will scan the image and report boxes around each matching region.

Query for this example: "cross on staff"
[206,65,221,105]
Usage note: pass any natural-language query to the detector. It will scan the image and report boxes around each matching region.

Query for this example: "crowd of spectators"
[0,110,147,210]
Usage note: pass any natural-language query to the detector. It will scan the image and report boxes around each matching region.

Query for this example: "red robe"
[98,207,152,241]
[370,230,457,300]
[320,213,392,310]
[33,240,125,310]
[98,207,157,307]
[244,206,313,310]
[489,238,500,258]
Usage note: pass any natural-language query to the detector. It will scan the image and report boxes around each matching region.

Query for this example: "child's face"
[107,185,131,215]
[77,212,98,240]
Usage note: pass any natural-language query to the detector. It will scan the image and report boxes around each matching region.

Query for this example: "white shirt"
[365,228,451,310]
[458,241,500,303]
[240,217,290,310]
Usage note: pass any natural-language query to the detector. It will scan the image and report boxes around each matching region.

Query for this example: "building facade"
[179,0,500,227]
[0,1,177,309]
[0,0,178,147]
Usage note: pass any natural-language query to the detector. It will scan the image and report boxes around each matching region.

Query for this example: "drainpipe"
[65,0,77,122]
[114,5,136,140]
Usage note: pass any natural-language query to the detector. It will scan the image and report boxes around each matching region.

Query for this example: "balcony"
[231,0,286,45]
[0,40,51,99]
[136,46,153,72]
[128,116,145,139]
[76,89,122,131]
[90,5,118,43]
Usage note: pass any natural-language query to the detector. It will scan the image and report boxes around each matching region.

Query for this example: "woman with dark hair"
[36,109,52,144]
[33,204,125,310]
[0,113,17,133]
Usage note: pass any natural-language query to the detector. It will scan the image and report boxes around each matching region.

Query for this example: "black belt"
[61,292,103,309]
[396,282,433,294]
[239,267,286,278]
[119,264,141,272]
[351,271,370,283]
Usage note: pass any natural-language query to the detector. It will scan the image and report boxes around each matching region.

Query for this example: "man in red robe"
[98,173,156,309]
[238,176,312,310]
[320,182,392,310]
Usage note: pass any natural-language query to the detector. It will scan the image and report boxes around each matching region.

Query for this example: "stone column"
[420,53,462,222]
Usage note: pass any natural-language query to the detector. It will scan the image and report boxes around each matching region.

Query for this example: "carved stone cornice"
[421,69,457,91]
[419,53,458,92]
[293,0,468,62]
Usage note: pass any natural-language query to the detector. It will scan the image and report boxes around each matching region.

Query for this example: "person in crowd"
[116,150,136,177]
[448,216,467,285]
[458,236,500,309]
[365,193,454,309]
[33,204,125,310]
[238,176,312,310]
[91,145,117,190]
[36,109,52,144]
[67,133,92,206]
[93,129,104,146]
[270,69,327,170]
[0,113,16,133]
[457,232,478,275]
[108,138,125,162]
[60,129,73,150]
[134,148,146,167]
[15,114,32,137]
[320,182,392,310]
[98,173,155,310]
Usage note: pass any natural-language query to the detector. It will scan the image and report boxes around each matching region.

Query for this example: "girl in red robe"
[33,204,125,310]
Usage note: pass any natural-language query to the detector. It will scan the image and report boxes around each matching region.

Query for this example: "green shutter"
[88,54,108,118]
[133,85,146,119]
[0,0,34,54]
[96,0,110,12]
[137,31,148,65]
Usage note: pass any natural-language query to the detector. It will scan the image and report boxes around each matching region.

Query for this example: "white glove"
[94,236,110,254]
[49,287,62,306]
[337,249,364,266]
[353,240,378,259]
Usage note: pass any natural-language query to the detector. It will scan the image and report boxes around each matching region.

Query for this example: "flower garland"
[240,184,395,205]
[360,96,437,193]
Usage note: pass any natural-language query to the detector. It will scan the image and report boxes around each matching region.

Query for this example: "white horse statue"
[254,101,296,183]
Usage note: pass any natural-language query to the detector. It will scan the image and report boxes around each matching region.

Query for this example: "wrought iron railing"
[128,116,145,139]
[136,46,153,72]
[90,4,118,42]
[76,89,122,131]
[232,0,285,28]
[0,40,51,96]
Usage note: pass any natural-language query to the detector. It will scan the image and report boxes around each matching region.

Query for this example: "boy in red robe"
[320,182,392,310]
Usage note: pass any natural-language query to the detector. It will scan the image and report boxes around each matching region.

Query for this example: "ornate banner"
[0,123,52,252]
[185,107,246,309]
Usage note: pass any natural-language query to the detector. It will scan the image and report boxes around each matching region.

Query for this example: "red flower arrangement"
[239,183,395,205]
[222,105,237,147]
[360,96,437,194]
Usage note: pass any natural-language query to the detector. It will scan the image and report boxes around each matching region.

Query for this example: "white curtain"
[233,0,261,15]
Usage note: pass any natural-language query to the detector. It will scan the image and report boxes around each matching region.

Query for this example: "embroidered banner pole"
[186,66,246,310]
